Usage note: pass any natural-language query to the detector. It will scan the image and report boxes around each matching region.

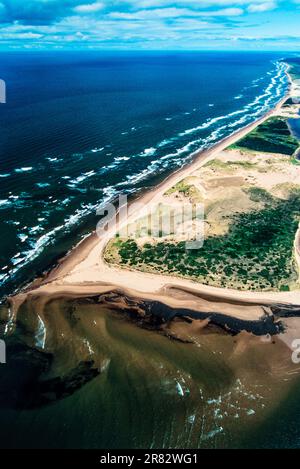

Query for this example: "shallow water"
[0,299,300,449]
[289,117,300,139]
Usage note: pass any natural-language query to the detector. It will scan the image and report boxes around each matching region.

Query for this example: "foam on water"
[178,62,286,140]
[35,315,47,349]
[46,157,62,163]
[119,61,288,189]
[68,170,96,186]
[0,59,289,292]
[91,147,104,153]
[0,199,10,208]
[14,167,33,173]
[36,182,50,188]
[114,156,130,162]
[17,234,28,243]
[141,147,156,157]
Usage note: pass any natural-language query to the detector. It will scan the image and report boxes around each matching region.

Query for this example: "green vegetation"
[165,179,202,201]
[107,191,300,291]
[245,187,274,204]
[229,117,299,156]
[165,180,191,196]
[204,159,255,170]
[204,159,228,170]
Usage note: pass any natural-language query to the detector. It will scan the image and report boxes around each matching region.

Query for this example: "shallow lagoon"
[1,300,300,449]
[289,117,300,140]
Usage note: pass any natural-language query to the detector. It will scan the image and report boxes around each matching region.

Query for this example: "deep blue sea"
[0,51,289,297]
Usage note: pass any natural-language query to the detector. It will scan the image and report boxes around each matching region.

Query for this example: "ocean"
[1,51,299,449]
[0,51,289,298]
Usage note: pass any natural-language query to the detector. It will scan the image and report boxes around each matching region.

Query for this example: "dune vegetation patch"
[164,178,203,202]
[204,159,256,171]
[107,191,300,291]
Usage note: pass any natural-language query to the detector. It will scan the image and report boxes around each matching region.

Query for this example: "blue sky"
[0,0,299,50]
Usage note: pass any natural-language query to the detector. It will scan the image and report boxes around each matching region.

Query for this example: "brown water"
[0,299,300,449]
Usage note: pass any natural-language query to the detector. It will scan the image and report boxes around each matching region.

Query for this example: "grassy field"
[106,189,300,291]
[229,117,299,156]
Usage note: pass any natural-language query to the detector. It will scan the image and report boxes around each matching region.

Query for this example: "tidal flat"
[1,298,300,449]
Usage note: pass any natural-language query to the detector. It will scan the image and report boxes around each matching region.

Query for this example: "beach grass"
[164,179,202,202]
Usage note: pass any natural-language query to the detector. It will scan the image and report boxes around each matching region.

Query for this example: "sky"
[0,0,299,51]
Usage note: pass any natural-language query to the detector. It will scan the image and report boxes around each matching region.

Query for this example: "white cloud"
[248,1,277,12]
[0,31,43,39]
[132,0,277,7]
[74,2,104,13]
[1,0,298,50]
[199,7,244,15]
[18,32,43,39]
[110,7,243,20]
[110,8,189,20]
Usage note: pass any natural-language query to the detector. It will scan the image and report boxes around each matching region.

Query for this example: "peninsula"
[8,60,300,344]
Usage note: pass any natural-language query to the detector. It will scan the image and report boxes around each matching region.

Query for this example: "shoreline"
[8,62,300,341]
[36,67,293,287]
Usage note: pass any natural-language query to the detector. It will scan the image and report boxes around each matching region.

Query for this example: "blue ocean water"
[290,117,300,139]
[0,51,289,297]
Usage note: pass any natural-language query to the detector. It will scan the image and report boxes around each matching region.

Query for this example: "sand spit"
[7,63,300,344]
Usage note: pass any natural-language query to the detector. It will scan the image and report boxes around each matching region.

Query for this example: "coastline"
[35,67,293,286]
[8,62,300,342]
